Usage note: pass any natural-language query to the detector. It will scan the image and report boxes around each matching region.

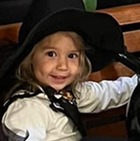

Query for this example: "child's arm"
[77,74,138,113]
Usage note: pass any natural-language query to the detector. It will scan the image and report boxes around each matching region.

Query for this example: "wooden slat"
[0,23,21,43]
[97,3,140,25]
[124,30,140,52]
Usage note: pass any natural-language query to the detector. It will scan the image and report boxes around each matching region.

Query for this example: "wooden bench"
[0,23,21,44]
[89,3,140,82]
[0,3,140,139]
[82,3,140,138]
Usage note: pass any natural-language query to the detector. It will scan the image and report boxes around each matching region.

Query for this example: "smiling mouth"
[51,75,68,83]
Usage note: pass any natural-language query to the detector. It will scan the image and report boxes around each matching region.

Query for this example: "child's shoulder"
[1,92,50,120]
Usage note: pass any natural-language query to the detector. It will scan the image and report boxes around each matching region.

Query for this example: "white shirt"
[2,75,138,141]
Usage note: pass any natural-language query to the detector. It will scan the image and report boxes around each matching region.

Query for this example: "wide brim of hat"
[0,8,124,80]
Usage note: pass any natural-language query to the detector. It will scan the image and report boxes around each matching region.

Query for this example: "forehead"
[35,31,84,51]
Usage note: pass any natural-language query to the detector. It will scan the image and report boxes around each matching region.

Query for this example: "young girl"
[1,31,138,141]
[0,0,139,141]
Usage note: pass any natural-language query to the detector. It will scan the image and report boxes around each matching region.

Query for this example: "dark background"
[0,0,140,25]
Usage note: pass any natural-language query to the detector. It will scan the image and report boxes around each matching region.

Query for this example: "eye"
[68,53,79,59]
[46,51,56,57]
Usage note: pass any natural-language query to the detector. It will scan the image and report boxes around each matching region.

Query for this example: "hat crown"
[46,0,85,11]
[19,0,85,44]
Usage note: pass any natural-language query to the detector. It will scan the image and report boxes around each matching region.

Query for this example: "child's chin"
[50,84,66,91]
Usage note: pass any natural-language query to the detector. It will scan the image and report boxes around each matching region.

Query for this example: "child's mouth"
[51,75,68,84]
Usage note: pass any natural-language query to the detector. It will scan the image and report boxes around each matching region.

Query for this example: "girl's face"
[32,33,80,91]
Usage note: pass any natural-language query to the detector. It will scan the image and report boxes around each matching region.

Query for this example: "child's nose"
[56,57,68,70]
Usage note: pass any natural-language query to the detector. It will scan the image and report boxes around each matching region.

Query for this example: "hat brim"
[0,9,124,79]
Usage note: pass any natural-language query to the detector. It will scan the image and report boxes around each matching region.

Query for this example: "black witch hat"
[0,0,127,93]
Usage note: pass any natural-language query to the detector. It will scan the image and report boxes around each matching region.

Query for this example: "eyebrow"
[40,46,55,50]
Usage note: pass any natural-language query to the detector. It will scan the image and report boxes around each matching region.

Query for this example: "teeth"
[56,76,65,79]
[53,76,65,79]
[51,74,68,79]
